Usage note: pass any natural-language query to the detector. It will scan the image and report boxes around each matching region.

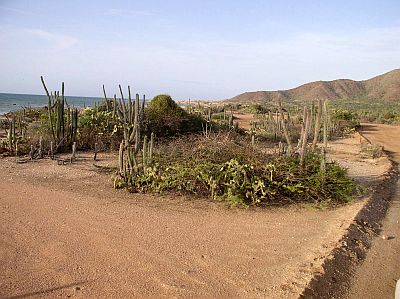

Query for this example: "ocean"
[0,93,103,115]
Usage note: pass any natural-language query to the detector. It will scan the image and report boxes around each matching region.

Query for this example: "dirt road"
[345,124,400,299]
[0,132,392,298]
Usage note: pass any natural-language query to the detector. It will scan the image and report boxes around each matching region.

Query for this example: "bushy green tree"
[145,94,204,137]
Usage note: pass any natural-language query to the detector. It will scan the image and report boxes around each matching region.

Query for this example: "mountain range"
[226,69,400,103]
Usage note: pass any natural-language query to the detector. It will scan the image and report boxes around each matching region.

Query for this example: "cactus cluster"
[250,99,330,171]
[103,85,154,183]
[186,102,234,129]
[4,113,28,156]
[7,116,16,153]
[277,100,293,155]
[40,76,78,153]
[205,106,235,132]
[252,110,288,142]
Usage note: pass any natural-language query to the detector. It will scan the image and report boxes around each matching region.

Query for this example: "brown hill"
[226,69,400,103]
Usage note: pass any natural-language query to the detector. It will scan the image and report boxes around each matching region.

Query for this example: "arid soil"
[0,131,393,298]
[344,124,400,299]
[233,113,254,130]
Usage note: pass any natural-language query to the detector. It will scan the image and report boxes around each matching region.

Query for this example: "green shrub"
[241,103,268,114]
[328,98,400,124]
[360,142,383,158]
[78,108,122,150]
[330,109,360,136]
[145,94,204,137]
[330,109,358,122]
[124,134,355,206]
[0,118,9,131]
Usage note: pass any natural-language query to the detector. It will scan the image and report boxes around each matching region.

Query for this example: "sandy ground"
[344,123,400,299]
[233,113,254,130]
[0,132,392,298]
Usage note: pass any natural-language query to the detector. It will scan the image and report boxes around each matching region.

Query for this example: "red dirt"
[345,124,400,299]
[0,132,392,298]
[233,113,254,130]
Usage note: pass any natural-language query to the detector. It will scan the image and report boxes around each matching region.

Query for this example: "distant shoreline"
[0,92,102,116]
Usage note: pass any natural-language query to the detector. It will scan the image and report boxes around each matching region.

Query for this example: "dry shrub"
[123,133,356,207]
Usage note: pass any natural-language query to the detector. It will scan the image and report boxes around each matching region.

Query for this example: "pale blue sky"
[0,0,399,99]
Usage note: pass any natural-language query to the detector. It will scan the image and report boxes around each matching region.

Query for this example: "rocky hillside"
[227,69,400,103]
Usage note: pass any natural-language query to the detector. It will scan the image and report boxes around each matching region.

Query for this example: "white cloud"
[52,25,399,98]
[0,25,78,50]
[103,8,154,17]
[165,25,400,89]
[0,23,399,98]
[24,28,78,50]
[0,5,34,16]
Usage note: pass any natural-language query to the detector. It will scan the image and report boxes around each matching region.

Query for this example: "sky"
[0,0,400,99]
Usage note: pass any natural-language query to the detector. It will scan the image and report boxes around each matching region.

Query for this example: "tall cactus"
[297,106,307,150]
[323,100,328,148]
[41,77,77,152]
[41,76,56,143]
[228,110,233,127]
[320,147,326,185]
[148,132,154,164]
[312,99,323,151]
[277,100,292,156]
[8,117,15,153]
[142,135,148,171]
[71,108,78,143]
[104,85,152,182]
[299,108,311,169]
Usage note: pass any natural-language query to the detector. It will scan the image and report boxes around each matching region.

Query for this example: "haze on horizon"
[0,0,399,100]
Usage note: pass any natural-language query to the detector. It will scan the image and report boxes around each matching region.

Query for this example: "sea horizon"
[0,92,103,115]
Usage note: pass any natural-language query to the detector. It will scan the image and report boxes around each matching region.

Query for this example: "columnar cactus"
[300,109,311,169]
[41,76,78,152]
[312,99,323,151]
[104,85,154,183]
[320,147,326,184]
[277,100,292,156]
[8,117,15,153]
[323,100,328,148]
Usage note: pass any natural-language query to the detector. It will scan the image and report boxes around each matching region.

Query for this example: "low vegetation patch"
[360,142,384,159]
[329,98,400,124]
[0,80,358,209]
[119,134,356,207]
